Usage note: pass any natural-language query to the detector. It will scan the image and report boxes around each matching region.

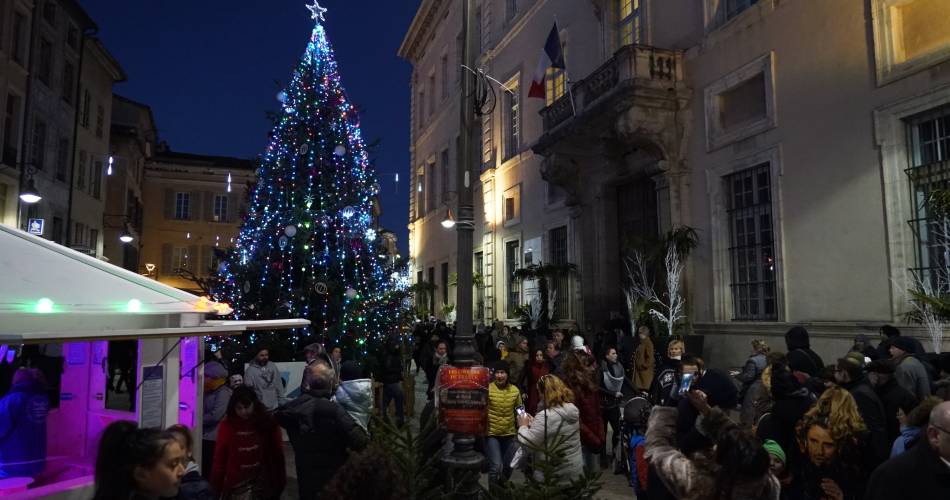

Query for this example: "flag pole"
[553,16,577,117]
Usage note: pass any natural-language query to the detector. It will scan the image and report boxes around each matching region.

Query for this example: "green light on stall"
[127,299,143,313]
[35,298,55,314]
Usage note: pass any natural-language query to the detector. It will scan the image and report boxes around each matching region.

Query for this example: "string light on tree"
[212,1,400,361]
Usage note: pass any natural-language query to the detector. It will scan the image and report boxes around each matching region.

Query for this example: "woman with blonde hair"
[516,374,585,481]
[794,386,870,500]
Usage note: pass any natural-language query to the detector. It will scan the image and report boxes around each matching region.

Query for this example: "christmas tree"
[214,2,397,361]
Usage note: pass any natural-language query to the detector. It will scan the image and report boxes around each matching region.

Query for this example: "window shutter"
[188,245,198,272]
[206,192,215,222]
[202,245,213,276]
[190,191,202,221]
[164,189,174,219]
[228,194,239,223]
[161,244,172,275]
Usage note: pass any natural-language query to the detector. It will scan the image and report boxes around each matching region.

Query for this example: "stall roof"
[0,225,308,342]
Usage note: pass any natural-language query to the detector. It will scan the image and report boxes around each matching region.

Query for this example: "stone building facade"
[405,0,950,362]
[139,150,254,293]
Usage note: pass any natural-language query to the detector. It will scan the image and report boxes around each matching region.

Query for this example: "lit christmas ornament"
[279,236,289,249]
[333,144,346,156]
[365,228,376,242]
[314,282,329,294]
[285,106,296,114]
[305,195,314,208]
[277,90,288,103]
[227,172,232,192]
[341,206,355,218]
[345,288,357,299]
[285,224,298,237]
[371,182,380,194]
[299,143,309,155]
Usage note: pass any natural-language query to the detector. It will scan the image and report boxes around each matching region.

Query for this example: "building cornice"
[398,0,448,63]
[87,37,127,83]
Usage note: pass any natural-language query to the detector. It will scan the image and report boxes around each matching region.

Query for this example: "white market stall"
[0,225,308,499]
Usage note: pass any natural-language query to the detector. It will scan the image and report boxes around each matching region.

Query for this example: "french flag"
[528,23,565,99]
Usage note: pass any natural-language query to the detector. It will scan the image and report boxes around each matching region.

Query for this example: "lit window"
[873,0,950,83]
[617,0,641,47]
[503,79,520,161]
[503,185,521,226]
[726,164,777,321]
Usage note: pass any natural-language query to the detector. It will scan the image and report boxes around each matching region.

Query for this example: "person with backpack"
[891,336,932,401]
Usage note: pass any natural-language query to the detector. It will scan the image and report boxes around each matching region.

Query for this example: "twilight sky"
[80,0,419,253]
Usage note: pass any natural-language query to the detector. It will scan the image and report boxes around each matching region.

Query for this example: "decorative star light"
[306,1,327,22]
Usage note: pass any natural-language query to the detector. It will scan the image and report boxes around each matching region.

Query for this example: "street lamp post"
[441,0,483,497]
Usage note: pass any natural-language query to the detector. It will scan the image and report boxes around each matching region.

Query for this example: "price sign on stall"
[437,365,490,434]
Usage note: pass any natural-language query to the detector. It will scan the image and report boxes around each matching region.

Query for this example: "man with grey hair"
[866,400,950,498]
[277,361,367,499]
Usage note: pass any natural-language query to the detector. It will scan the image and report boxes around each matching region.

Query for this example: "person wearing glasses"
[866,400,950,499]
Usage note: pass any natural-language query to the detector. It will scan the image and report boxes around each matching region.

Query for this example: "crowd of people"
[74,319,950,499]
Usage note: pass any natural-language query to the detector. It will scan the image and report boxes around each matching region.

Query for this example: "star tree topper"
[306,1,327,22]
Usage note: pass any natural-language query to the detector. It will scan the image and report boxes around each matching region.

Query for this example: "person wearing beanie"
[834,352,890,464]
[890,336,932,400]
[201,358,232,478]
[762,439,792,492]
[486,360,521,486]
[876,324,925,359]
[335,361,373,433]
[867,359,918,445]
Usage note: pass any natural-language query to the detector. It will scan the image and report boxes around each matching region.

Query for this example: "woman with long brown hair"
[520,342,554,415]
[211,386,285,499]
[516,374,585,482]
[561,346,604,473]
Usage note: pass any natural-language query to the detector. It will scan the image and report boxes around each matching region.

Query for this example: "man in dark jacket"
[834,353,890,465]
[0,368,49,479]
[876,324,925,360]
[866,401,950,499]
[277,362,368,499]
[867,359,918,446]
[784,326,824,377]
[379,337,406,426]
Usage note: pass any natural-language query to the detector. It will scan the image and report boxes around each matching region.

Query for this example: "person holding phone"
[486,360,521,486]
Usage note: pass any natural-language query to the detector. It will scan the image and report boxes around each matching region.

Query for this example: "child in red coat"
[211,386,285,499]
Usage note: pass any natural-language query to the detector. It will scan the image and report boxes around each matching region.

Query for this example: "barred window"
[506,240,521,318]
[907,107,950,289]
[726,164,777,321]
[474,251,485,321]
[549,226,570,320]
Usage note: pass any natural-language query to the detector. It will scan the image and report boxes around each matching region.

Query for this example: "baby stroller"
[619,396,652,496]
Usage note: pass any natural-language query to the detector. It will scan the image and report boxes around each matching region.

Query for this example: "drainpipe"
[65,26,97,246]
[15,0,41,228]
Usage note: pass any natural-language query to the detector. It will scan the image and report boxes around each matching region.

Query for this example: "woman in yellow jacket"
[486,360,522,486]
[633,325,655,392]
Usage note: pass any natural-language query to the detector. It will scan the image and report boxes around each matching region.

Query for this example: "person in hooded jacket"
[201,359,232,479]
[866,359,918,446]
[756,364,816,458]
[784,326,825,378]
[335,361,373,433]
[0,368,48,479]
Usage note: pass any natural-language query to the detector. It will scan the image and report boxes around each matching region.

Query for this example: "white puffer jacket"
[335,378,374,432]
[517,402,584,481]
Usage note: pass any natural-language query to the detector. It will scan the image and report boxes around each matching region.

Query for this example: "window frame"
[617,0,643,47]
[37,37,53,86]
[502,76,521,162]
[213,194,229,222]
[505,239,522,319]
[872,0,950,85]
[175,192,191,220]
[704,52,776,151]
[11,11,28,66]
[503,184,521,226]
[548,225,571,320]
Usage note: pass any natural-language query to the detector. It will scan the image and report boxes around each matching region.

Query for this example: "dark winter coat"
[784,327,825,377]
[570,381,604,450]
[522,358,553,415]
[675,369,739,455]
[873,377,918,446]
[650,358,682,407]
[0,378,48,478]
[865,439,950,500]
[756,386,815,456]
[379,348,403,385]
[840,377,890,465]
[176,464,214,500]
[276,388,369,499]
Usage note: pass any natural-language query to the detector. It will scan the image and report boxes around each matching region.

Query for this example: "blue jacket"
[890,426,922,458]
[0,380,49,478]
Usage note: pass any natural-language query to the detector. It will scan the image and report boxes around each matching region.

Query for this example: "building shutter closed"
[190,192,202,221]
[161,244,172,275]
[164,189,174,219]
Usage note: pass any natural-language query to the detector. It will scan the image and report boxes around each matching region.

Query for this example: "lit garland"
[212,5,401,360]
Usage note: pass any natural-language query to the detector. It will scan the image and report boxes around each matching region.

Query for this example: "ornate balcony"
[534,44,685,152]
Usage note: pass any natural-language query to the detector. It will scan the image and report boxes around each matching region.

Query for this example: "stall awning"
[0,225,309,342]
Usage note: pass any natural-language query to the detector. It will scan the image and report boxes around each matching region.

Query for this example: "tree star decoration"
[306,1,327,22]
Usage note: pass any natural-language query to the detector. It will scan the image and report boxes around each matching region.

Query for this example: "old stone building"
[404,0,950,361]
[139,150,254,292]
